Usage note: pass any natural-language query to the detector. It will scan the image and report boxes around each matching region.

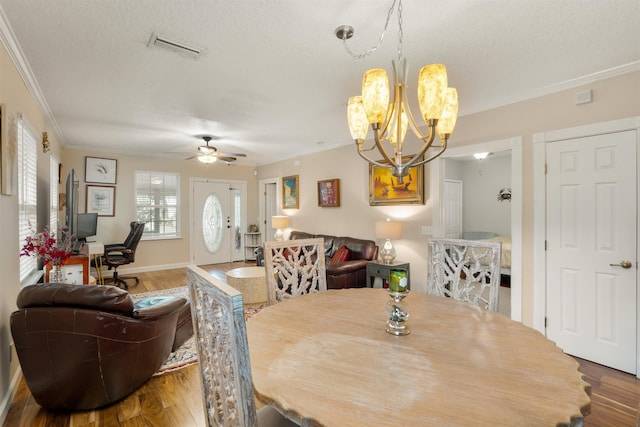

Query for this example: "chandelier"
[336,0,458,181]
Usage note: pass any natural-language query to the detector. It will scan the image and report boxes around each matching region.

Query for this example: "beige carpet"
[131,286,264,375]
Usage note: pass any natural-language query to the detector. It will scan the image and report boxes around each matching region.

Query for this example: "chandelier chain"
[340,0,399,60]
[397,0,403,63]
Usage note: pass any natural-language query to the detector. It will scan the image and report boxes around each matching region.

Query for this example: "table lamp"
[271,215,289,241]
[376,219,402,264]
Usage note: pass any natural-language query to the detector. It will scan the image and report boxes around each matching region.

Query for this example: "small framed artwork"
[85,156,117,184]
[369,157,424,206]
[318,178,340,207]
[86,185,116,216]
[282,175,299,209]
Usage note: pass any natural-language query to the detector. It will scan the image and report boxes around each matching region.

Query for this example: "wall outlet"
[421,226,432,235]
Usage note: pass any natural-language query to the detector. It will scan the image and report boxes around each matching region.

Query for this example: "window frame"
[135,170,180,240]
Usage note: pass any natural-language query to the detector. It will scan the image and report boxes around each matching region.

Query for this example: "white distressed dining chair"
[186,265,299,427]
[427,238,502,311]
[263,238,327,305]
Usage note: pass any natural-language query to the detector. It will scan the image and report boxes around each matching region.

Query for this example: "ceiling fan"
[186,136,247,164]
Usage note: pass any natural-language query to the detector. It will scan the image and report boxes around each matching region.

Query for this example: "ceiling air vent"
[148,33,201,60]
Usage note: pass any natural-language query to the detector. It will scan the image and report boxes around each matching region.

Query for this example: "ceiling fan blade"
[219,156,237,163]
[185,155,197,160]
[218,152,247,158]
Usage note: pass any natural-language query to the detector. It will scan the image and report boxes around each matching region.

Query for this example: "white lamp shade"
[375,220,402,240]
[271,216,289,229]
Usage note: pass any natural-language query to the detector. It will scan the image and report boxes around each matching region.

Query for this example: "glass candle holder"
[386,269,410,335]
[385,290,410,335]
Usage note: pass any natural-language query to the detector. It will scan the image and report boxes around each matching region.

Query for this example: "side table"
[81,242,104,285]
[366,260,411,290]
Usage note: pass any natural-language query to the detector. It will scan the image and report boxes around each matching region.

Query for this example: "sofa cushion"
[330,245,351,264]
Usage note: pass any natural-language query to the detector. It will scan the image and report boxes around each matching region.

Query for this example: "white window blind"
[50,155,59,234]
[18,116,38,281]
[135,171,180,239]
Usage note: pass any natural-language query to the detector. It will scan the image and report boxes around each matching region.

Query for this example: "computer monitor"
[76,213,98,242]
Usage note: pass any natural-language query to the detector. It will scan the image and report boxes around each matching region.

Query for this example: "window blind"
[18,116,38,281]
[50,155,59,234]
[135,171,180,239]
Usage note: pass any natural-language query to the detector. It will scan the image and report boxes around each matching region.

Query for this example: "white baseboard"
[97,262,192,277]
[0,368,22,425]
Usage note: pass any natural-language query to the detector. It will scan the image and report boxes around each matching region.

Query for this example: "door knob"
[609,260,633,269]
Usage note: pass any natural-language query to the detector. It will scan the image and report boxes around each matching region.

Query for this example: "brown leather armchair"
[10,283,189,411]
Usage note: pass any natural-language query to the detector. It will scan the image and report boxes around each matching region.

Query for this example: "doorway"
[190,179,247,265]
[534,117,639,374]
[259,178,279,244]
[431,136,523,321]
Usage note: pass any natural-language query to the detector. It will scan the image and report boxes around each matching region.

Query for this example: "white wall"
[461,155,511,236]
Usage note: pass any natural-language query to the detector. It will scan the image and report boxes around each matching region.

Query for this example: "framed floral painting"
[85,156,117,184]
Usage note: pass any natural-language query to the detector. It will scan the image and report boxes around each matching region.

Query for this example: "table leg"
[93,255,104,285]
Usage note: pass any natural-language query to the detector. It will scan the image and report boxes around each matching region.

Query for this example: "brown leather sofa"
[256,231,378,289]
[10,283,191,411]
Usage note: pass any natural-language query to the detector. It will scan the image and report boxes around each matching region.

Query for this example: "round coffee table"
[225,266,267,306]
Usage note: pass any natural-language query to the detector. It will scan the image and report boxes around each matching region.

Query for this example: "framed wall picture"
[282,175,299,209]
[317,178,340,207]
[85,156,117,184]
[86,184,116,216]
[369,157,424,206]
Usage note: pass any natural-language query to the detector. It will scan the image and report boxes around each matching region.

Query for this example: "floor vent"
[148,33,201,60]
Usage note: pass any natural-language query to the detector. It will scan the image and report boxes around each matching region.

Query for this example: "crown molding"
[0,5,65,145]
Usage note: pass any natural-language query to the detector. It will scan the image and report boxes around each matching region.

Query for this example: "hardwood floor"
[4,262,640,426]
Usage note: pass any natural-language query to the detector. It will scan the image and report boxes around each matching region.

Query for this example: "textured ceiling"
[0,0,638,166]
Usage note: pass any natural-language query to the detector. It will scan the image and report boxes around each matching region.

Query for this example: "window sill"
[141,235,182,242]
[21,269,44,287]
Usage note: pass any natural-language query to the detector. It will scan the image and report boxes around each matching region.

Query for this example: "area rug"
[131,286,264,376]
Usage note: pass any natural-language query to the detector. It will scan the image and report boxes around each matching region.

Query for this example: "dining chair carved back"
[263,238,327,305]
[186,265,298,427]
[427,238,502,311]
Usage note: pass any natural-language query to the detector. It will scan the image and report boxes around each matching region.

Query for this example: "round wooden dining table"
[246,288,590,427]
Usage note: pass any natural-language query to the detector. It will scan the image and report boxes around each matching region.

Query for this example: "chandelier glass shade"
[341,0,458,181]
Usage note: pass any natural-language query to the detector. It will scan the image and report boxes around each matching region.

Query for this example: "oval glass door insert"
[202,193,223,253]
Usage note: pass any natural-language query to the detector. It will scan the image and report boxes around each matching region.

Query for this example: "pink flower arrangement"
[20,228,74,267]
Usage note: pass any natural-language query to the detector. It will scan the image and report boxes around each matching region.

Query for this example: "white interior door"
[546,130,637,373]
[265,182,277,242]
[192,181,232,265]
[444,179,463,238]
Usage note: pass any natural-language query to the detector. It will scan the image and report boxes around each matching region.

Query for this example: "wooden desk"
[246,288,590,426]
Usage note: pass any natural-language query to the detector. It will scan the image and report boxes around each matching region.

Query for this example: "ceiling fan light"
[347,96,369,140]
[436,87,459,137]
[198,146,215,154]
[362,68,389,125]
[418,64,448,121]
[198,154,217,164]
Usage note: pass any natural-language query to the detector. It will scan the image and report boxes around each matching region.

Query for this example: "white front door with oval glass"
[193,181,232,265]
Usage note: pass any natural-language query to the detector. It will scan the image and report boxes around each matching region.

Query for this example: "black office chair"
[102,221,145,289]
